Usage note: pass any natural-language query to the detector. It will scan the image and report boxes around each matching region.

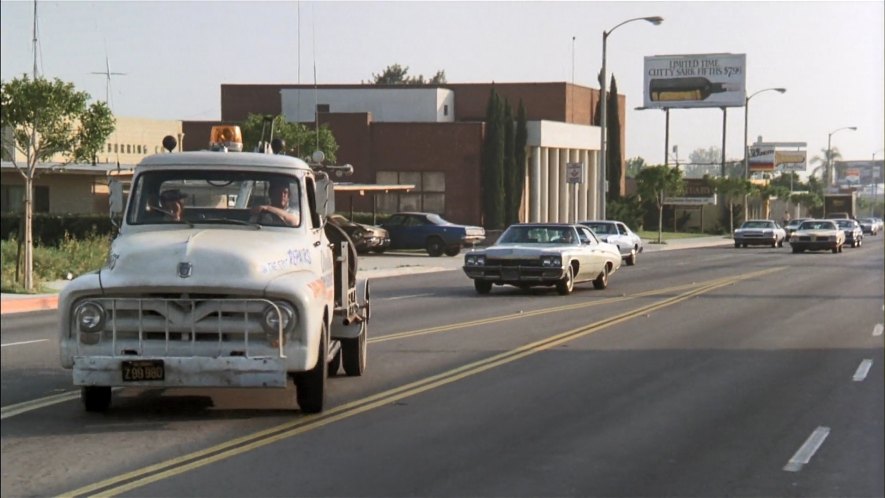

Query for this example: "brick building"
[182,82,626,226]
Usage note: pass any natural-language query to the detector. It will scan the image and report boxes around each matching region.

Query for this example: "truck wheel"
[426,237,445,257]
[474,280,492,295]
[82,386,111,412]
[342,321,367,376]
[556,265,575,295]
[592,264,609,290]
[295,322,328,413]
[444,246,461,257]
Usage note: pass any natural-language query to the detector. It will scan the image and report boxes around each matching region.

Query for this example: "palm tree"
[809,146,843,184]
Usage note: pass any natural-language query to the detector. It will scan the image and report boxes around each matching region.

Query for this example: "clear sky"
[2,0,883,169]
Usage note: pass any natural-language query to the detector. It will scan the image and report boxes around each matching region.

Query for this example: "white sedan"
[462,223,622,295]
[789,219,845,253]
[579,220,643,265]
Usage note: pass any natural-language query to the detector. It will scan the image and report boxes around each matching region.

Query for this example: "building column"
[540,147,549,222]
[548,148,559,222]
[587,150,598,219]
[579,149,589,221]
[530,146,541,222]
[558,148,569,222]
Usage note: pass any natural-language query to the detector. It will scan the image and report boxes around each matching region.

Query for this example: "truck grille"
[72,297,288,358]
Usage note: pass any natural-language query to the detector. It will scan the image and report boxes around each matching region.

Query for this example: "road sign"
[566,162,583,184]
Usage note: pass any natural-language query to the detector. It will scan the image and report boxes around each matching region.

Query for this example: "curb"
[0,295,59,315]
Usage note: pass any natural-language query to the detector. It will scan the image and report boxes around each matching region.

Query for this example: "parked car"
[857,217,880,235]
[579,220,643,266]
[462,223,621,295]
[784,218,810,238]
[327,214,390,254]
[788,219,845,253]
[733,219,786,248]
[380,212,486,257]
[834,218,864,247]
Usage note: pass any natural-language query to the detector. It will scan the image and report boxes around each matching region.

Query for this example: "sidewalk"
[0,236,732,315]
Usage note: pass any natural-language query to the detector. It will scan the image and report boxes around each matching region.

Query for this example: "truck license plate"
[122,360,165,382]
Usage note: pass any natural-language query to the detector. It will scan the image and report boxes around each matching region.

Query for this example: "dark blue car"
[381,212,486,257]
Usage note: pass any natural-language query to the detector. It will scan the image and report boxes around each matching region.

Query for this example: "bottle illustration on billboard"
[649,77,739,102]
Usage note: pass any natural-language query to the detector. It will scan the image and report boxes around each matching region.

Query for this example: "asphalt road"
[1,238,883,497]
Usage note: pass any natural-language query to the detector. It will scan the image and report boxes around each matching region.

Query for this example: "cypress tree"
[607,75,623,200]
[513,100,528,223]
[502,100,516,225]
[481,89,506,228]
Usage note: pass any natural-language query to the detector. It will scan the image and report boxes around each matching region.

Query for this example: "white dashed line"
[784,426,830,472]
[853,359,873,382]
[873,324,883,337]
[0,339,49,348]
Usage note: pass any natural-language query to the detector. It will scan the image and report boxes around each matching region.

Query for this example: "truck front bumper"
[73,355,288,388]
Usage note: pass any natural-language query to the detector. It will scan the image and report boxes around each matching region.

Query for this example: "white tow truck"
[59,126,369,413]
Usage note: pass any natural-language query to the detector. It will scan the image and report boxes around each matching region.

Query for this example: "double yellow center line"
[64,267,783,497]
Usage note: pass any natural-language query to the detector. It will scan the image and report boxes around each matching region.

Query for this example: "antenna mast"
[32,0,38,78]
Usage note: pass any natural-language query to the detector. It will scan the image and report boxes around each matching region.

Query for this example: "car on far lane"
[857,217,880,236]
[784,218,810,238]
[380,212,486,257]
[733,219,786,248]
[579,220,643,266]
[326,214,391,254]
[789,219,845,253]
[834,218,864,248]
[462,223,621,295]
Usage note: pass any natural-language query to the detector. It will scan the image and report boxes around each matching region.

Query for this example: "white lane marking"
[1,339,49,348]
[853,359,873,382]
[784,426,830,472]
[873,324,883,337]
[381,293,434,301]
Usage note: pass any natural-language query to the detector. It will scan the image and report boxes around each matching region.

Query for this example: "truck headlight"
[75,301,106,334]
[262,302,297,336]
[541,256,562,267]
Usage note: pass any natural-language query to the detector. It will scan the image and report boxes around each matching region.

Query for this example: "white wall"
[281,88,455,123]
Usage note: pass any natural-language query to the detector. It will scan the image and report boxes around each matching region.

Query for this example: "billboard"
[749,142,807,172]
[643,53,746,109]
[835,160,884,186]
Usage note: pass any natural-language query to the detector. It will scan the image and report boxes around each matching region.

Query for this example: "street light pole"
[742,87,785,221]
[599,15,663,219]
[826,126,858,188]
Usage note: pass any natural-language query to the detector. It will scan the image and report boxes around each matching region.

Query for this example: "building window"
[443,104,449,116]
[1,185,49,213]
[316,104,330,113]
[107,143,112,153]
[375,171,446,214]
[126,144,131,154]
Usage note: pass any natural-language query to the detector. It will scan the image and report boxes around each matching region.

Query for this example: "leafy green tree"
[809,146,842,185]
[755,183,792,219]
[240,114,338,163]
[481,89,506,228]
[625,156,646,179]
[710,176,751,234]
[370,64,446,85]
[1,75,114,291]
[636,165,683,243]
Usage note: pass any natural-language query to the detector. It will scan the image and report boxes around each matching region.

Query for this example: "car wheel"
[556,265,575,295]
[734,242,740,248]
[474,280,492,295]
[626,248,637,266]
[82,386,112,412]
[592,264,609,290]
[371,248,386,254]
[426,237,445,257]
[444,246,461,257]
[341,322,367,376]
[792,246,800,253]
[294,322,328,413]
[832,246,839,254]
[778,238,785,248]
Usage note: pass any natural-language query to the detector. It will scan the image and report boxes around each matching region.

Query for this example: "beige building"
[1,116,179,214]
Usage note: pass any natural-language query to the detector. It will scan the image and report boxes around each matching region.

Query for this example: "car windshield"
[583,222,614,234]
[127,170,301,227]
[498,226,578,244]
[835,220,855,228]
[741,221,774,229]
[799,221,836,230]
